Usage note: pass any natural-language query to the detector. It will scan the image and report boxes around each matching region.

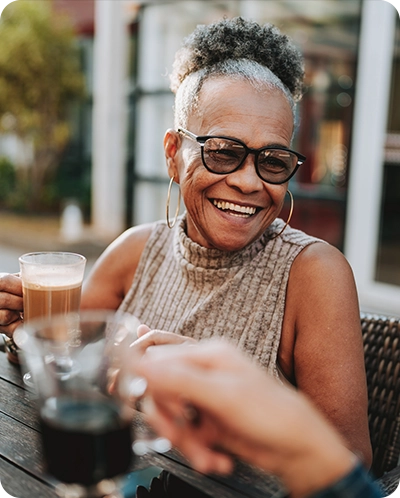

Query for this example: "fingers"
[0,317,23,338]
[135,339,284,446]
[144,339,241,371]
[0,273,23,336]
[121,328,197,401]
[176,438,233,475]
[136,340,247,401]
[137,324,151,338]
[142,396,234,475]
[0,309,23,336]
[0,292,23,312]
[0,273,22,295]
[107,368,120,395]
[143,329,197,346]
[131,329,197,356]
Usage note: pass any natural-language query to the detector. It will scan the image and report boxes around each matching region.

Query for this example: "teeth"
[213,200,256,216]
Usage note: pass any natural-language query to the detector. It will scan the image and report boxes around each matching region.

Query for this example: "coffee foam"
[22,281,82,291]
[21,268,84,288]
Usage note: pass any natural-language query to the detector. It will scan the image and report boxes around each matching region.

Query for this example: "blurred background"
[0,0,399,315]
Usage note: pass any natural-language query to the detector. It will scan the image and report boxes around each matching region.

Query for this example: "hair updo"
[170,17,305,130]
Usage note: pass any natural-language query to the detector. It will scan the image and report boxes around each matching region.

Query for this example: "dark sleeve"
[308,463,383,498]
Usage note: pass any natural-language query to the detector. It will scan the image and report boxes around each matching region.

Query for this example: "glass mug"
[14,309,170,498]
[18,251,86,385]
[19,251,87,321]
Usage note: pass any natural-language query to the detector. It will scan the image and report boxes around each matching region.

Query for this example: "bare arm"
[279,242,372,466]
[81,223,153,311]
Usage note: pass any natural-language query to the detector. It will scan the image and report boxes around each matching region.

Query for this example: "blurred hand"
[134,339,356,498]
[0,273,23,337]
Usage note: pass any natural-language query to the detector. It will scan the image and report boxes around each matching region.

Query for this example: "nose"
[225,153,263,193]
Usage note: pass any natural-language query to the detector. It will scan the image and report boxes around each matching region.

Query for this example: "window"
[344,0,399,316]
[132,0,362,251]
[375,14,400,286]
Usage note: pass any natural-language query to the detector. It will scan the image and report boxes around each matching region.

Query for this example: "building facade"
[54,0,400,316]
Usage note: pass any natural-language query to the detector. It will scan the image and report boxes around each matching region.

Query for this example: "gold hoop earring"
[166,176,181,229]
[271,190,294,239]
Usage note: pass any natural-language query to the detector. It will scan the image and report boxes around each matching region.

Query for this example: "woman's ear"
[164,129,180,181]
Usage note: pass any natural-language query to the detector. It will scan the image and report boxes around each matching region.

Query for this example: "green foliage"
[55,156,92,216]
[0,0,85,210]
[0,156,16,206]
[5,175,32,211]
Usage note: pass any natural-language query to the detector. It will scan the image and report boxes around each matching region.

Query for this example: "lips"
[212,199,257,218]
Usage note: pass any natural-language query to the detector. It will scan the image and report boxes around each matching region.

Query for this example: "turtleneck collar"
[173,214,284,270]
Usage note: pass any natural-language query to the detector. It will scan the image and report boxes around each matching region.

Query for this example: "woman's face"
[165,78,294,251]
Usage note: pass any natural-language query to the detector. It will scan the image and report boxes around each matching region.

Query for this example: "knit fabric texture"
[119,215,324,378]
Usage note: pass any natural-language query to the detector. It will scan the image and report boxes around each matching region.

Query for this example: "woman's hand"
[111,324,197,399]
[0,273,23,337]
[135,339,357,498]
[134,325,197,354]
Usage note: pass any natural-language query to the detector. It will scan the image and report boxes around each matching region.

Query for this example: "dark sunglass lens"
[203,138,246,173]
[258,150,297,182]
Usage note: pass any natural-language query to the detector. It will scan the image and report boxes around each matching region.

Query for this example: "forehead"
[188,77,294,145]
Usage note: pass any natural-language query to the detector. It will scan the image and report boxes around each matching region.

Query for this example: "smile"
[212,199,257,217]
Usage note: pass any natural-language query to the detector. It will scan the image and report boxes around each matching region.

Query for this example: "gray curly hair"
[170,17,305,131]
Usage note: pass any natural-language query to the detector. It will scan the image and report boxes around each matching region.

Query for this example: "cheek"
[180,172,203,207]
[179,152,209,191]
[264,185,287,206]
[177,149,202,183]
[182,147,202,170]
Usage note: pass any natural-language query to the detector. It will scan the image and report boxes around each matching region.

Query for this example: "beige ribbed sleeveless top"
[119,215,323,379]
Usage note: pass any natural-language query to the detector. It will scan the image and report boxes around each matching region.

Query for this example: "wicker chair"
[361,312,400,495]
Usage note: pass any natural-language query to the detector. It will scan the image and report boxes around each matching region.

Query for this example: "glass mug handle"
[119,375,172,456]
[109,314,172,457]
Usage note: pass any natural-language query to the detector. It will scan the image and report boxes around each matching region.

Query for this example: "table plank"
[0,457,56,498]
[0,377,39,430]
[0,352,25,388]
[0,411,46,480]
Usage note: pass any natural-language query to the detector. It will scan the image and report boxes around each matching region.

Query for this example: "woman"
[0,17,371,465]
[130,339,382,498]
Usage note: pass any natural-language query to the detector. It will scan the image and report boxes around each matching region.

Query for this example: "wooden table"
[0,351,281,498]
[0,349,285,498]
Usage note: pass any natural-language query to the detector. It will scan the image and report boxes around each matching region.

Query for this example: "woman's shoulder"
[295,239,349,266]
[277,223,354,283]
[290,239,355,290]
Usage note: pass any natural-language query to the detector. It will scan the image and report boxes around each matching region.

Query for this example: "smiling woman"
[164,78,295,251]
[0,15,372,498]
